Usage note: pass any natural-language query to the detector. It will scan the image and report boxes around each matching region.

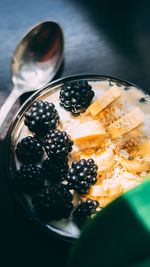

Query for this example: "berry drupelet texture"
[24,101,59,137]
[59,80,94,116]
[44,129,73,158]
[32,185,73,221]
[66,159,98,194]
[16,136,44,163]
[15,164,45,193]
[73,199,99,226]
[42,157,69,184]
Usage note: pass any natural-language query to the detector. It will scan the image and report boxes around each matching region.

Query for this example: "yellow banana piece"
[89,182,122,197]
[88,86,121,117]
[88,182,123,208]
[130,140,150,159]
[108,107,144,139]
[70,120,106,143]
[80,149,115,172]
[119,139,150,173]
[88,174,141,207]
[119,157,150,173]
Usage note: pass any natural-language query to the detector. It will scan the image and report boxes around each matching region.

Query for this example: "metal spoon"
[0,20,64,129]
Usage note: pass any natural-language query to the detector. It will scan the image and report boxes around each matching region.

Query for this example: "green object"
[68,178,150,267]
[128,258,150,267]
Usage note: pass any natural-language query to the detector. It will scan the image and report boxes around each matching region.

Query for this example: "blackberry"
[15,164,45,193]
[15,136,44,163]
[66,159,98,194]
[32,184,73,221]
[42,157,69,184]
[59,80,94,116]
[24,101,59,136]
[73,199,99,226]
[44,129,73,158]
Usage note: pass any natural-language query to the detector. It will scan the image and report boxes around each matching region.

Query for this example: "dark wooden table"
[0,0,150,266]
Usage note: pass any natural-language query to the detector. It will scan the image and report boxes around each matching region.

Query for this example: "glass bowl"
[5,74,147,242]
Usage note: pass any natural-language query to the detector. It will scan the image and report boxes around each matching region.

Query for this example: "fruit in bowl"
[5,75,150,240]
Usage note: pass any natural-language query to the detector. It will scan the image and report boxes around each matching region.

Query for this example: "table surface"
[0,0,150,266]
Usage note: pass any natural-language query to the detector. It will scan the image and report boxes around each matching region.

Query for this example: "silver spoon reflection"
[0,20,64,130]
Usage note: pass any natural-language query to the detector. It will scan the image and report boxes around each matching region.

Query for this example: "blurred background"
[0,0,150,101]
[0,0,150,266]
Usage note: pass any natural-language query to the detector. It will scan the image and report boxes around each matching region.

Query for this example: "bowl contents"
[13,78,150,237]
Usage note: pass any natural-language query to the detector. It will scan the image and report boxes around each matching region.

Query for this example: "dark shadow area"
[69,0,150,90]
[75,0,150,58]
[0,135,70,267]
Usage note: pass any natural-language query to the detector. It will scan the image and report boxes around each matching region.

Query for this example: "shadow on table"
[0,138,70,267]
[75,0,150,59]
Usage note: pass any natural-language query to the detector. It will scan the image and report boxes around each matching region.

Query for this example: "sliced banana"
[119,157,150,173]
[88,174,141,207]
[118,139,150,173]
[89,182,122,197]
[70,120,106,143]
[88,86,121,117]
[114,126,142,149]
[130,140,150,159]
[88,182,122,208]
[80,149,115,172]
[108,107,144,139]
[120,178,141,192]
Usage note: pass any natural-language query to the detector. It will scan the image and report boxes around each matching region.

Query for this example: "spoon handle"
[0,87,20,131]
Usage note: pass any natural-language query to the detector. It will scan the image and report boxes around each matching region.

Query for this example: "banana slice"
[119,139,150,173]
[88,182,123,208]
[95,178,140,207]
[88,86,121,117]
[70,120,106,143]
[114,126,142,149]
[108,107,144,139]
[89,182,122,197]
[130,140,150,159]
[120,178,141,192]
[80,149,115,172]
[119,157,150,173]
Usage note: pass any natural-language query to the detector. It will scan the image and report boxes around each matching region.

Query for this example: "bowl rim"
[4,74,146,242]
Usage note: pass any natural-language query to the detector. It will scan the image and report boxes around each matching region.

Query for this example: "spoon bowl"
[0,21,64,131]
[12,21,64,90]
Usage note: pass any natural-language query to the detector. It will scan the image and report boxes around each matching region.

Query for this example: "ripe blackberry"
[24,101,59,136]
[15,136,44,163]
[15,164,45,193]
[66,159,98,194]
[44,129,73,158]
[32,184,73,221]
[42,157,69,184]
[73,199,99,226]
[59,80,94,116]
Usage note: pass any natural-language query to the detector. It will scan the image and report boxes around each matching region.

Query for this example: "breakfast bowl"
[5,74,150,242]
